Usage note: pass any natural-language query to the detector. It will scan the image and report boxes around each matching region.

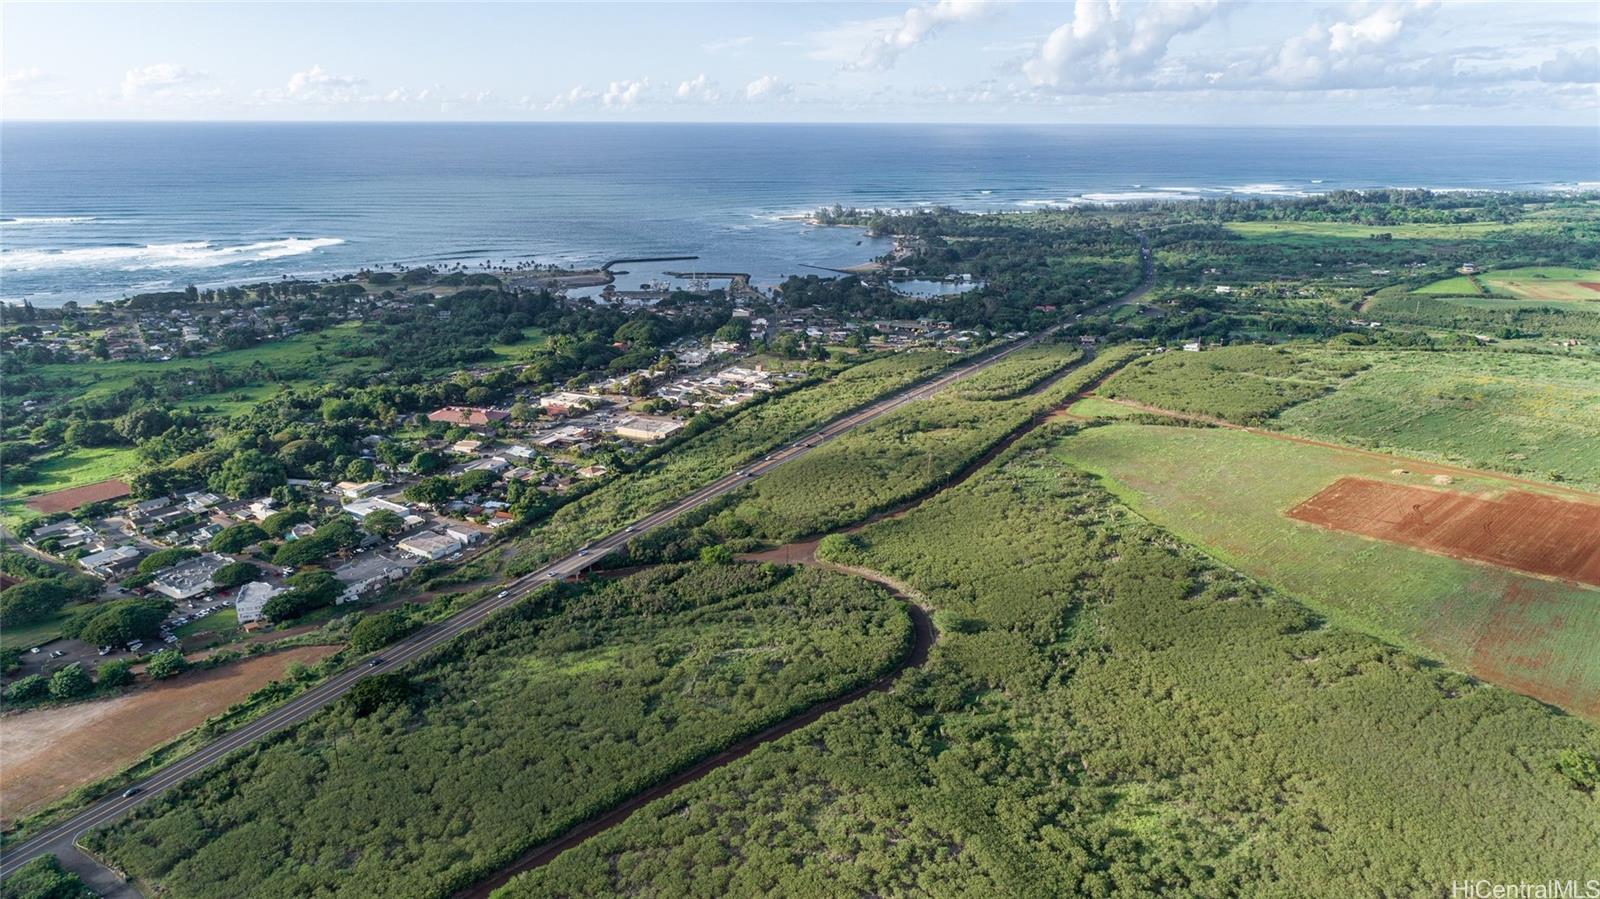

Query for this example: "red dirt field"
[23,478,132,514]
[1579,282,1600,292]
[1289,477,1600,588]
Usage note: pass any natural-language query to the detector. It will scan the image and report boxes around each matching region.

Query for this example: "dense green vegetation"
[1100,345,1367,423]
[508,350,957,572]
[950,344,1082,400]
[500,431,1600,898]
[624,346,1134,557]
[89,563,912,898]
[0,855,93,899]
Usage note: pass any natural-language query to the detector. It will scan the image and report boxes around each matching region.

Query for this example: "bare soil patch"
[24,479,132,514]
[0,645,338,822]
[1289,477,1600,587]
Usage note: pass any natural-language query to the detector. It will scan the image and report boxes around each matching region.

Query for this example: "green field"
[89,563,911,899]
[1100,345,1366,424]
[1415,266,1600,302]
[2,446,138,501]
[1278,350,1600,488]
[498,431,1599,898]
[1225,220,1522,242]
[1055,423,1600,718]
[24,323,380,403]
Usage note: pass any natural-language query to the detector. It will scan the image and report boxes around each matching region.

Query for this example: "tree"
[212,560,262,589]
[264,570,341,622]
[48,663,93,700]
[209,522,267,553]
[63,419,120,448]
[344,458,377,482]
[97,659,135,688]
[6,674,47,703]
[115,406,174,442]
[348,610,417,653]
[68,598,174,648]
[410,450,445,474]
[272,537,333,568]
[210,449,287,499]
[699,545,734,565]
[2,853,93,899]
[404,476,455,507]
[321,398,363,423]
[138,547,198,575]
[344,673,412,717]
[145,649,189,680]
[0,580,71,626]
[260,508,310,538]
[361,509,406,537]
[456,469,498,495]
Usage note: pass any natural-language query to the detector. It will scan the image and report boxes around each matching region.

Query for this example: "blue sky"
[3,1,1596,124]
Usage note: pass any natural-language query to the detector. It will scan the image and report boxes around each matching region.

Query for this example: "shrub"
[97,659,136,688]
[6,674,48,703]
[48,663,93,700]
[146,649,189,680]
[348,610,417,654]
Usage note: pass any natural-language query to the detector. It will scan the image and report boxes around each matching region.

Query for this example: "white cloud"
[284,64,367,103]
[544,85,598,111]
[852,0,1001,70]
[1538,46,1599,84]
[702,35,754,54]
[120,63,210,100]
[1024,0,1219,90]
[602,78,650,107]
[2,67,50,97]
[810,0,1000,71]
[745,74,792,101]
[675,73,721,102]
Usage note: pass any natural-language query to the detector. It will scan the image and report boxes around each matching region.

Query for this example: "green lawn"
[175,608,239,640]
[1054,423,1600,720]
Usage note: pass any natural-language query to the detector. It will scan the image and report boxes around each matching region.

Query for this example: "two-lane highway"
[0,324,1064,882]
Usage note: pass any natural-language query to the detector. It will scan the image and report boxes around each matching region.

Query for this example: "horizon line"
[3,118,1594,129]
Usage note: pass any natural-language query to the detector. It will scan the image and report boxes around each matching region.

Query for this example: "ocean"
[2,122,1596,306]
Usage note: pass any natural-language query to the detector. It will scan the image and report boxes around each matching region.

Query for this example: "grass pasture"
[1055,423,1600,720]
[1415,266,1600,303]
[1278,350,1600,489]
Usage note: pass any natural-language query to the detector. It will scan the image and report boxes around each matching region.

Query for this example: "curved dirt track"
[456,592,935,899]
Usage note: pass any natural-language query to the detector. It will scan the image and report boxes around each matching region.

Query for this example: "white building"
[397,532,464,560]
[235,581,284,625]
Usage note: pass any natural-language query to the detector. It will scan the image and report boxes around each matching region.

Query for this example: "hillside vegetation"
[88,564,912,899]
[499,432,1600,898]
